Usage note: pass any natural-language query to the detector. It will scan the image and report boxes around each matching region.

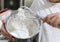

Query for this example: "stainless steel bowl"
[5,6,42,42]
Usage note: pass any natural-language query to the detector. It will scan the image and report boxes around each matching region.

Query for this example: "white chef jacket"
[30,0,60,42]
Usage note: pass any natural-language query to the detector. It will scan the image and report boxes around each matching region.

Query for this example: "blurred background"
[0,0,34,10]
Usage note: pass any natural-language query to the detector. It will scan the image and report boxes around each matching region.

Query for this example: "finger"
[47,14,56,20]
[1,26,7,34]
[1,26,16,41]
[43,16,48,22]
[56,20,60,28]
[44,14,55,22]
[1,21,16,41]
[45,14,55,25]
[53,18,60,28]
[49,15,58,26]
[2,20,6,24]
[47,13,60,20]
[1,26,11,38]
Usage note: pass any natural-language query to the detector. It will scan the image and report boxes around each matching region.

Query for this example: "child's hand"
[44,13,60,28]
[0,9,16,42]
[0,20,16,42]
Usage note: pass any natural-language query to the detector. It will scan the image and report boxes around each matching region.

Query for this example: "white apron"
[30,0,60,42]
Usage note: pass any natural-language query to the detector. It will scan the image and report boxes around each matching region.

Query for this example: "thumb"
[43,16,48,23]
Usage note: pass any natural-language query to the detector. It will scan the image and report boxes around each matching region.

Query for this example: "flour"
[10,20,30,38]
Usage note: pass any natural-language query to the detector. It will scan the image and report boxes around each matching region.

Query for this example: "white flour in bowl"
[7,8,39,39]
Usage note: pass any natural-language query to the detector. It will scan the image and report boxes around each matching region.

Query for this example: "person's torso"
[30,0,60,42]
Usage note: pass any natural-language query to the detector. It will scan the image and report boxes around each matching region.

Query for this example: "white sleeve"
[37,3,60,19]
[30,0,54,13]
[30,0,55,19]
[30,0,60,19]
[30,0,52,19]
[30,0,41,13]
